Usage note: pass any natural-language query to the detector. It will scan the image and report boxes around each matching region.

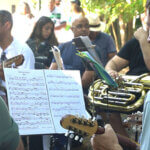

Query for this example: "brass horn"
[88,73,150,114]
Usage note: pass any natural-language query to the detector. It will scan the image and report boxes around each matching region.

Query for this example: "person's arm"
[105,55,129,78]
[134,27,150,70]
[91,124,123,150]
[49,62,58,70]
[81,70,95,88]
[16,138,24,150]
[108,52,116,60]
[55,22,66,30]
[107,35,117,61]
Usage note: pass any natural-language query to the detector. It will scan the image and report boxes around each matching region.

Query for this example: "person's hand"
[134,27,149,43]
[91,124,123,150]
[107,70,119,79]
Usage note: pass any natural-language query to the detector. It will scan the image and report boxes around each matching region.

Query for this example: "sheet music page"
[4,68,55,135]
[44,70,89,133]
[4,69,89,136]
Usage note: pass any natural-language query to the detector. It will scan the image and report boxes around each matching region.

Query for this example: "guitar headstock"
[60,114,98,137]
[3,54,24,68]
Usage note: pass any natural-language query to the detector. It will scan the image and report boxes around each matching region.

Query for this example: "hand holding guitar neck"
[91,124,123,150]
[0,54,24,80]
[60,114,140,150]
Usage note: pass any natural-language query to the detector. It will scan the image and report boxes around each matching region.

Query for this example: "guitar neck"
[60,114,140,150]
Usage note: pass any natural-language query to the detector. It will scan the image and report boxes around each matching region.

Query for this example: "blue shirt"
[92,32,116,66]
[57,41,86,76]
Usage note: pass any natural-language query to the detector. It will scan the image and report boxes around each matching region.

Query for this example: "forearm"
[16,138,24,150]
[105,59,119,72]
[55,22,66,30]
[105,55,129,78]
[139,40,150,70]
[49,62,58,70]
[82,70,95,88]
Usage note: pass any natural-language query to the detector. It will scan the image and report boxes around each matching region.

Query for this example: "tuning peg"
[89,122,94,127]
[78,120,82,124]
[65,131,69,137]
[81,115,85,119]
[68,126,72,130]
[72,118,77,123]
[74,135,79,141]
[78,130,82,134]
[79,137,83,143]
[69,133,74,139]
[83,132,88,136]
[83,120,88,125]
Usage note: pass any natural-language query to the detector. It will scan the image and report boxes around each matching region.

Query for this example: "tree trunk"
[126,19,133,41]
[119,16,126,47]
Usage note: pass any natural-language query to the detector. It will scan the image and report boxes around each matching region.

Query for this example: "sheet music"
[44,70,87,133]
[4,69,55,135]
[51,46,64,70]
[4,68,89,135]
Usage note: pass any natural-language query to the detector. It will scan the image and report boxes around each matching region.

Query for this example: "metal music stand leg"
[135,131,138,142]
[49,135,55,150]
[66,136,72,150]
[27,136,29,150]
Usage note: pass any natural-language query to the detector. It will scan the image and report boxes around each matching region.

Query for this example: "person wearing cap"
[88,14,117,67]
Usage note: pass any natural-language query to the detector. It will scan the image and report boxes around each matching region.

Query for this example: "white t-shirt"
[0,38,35,69]
[38,7,65,26]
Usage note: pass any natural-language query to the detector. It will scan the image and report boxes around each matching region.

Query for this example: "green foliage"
[81,0,145,29]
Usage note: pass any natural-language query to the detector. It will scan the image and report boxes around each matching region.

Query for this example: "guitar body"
[3,54,24,68]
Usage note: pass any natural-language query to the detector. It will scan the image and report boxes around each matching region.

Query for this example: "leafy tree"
[81,0,145,50]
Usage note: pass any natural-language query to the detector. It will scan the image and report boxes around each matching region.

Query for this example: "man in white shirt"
[0,10,35,69]
[0,10,35,102]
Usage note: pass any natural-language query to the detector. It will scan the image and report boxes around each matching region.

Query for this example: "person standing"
[12,1,35,42]
[39,0,66,31]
